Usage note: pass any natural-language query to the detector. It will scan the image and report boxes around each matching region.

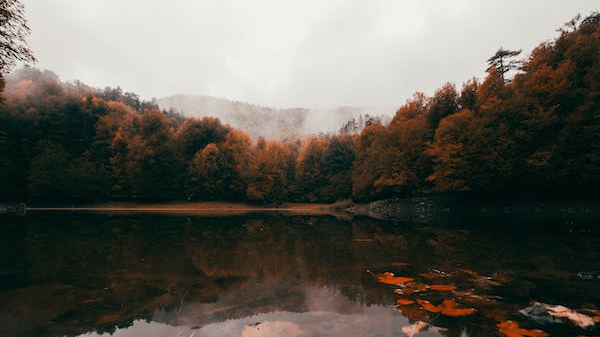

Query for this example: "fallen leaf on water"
[497,321,549,337]
[521,302,597,328]
[396,298,415,306]
[429,284,456,291]
[546,304,596,328]
[439,299,478,317]
[417,299,443,313]
[397,303,430,322]
[399,282,429,293]
[376,272,414,285]
[417,299,477,317]
[401,321,428,337]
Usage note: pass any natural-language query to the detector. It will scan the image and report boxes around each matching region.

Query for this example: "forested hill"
[0,12,598,203]
[157,94,393,139]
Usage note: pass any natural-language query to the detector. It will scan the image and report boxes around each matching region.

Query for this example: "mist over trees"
[157,95,393,140]
[0,12,599,203]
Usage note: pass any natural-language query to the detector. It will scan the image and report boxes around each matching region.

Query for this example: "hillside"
[157,94,394,139]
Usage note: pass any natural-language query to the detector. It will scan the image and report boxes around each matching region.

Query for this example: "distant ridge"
[157,94,395,139]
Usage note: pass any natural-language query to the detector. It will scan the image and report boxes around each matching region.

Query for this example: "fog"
[20,0,600,108]
[157,94,395,139]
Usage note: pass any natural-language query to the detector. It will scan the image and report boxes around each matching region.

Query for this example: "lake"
[1,209,599,337]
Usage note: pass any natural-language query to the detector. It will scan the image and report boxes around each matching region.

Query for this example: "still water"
[1,211,599,337]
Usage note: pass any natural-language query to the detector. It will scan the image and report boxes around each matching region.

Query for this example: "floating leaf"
[376,272,414,285]
[417,299,477,317]
[429,284,456,291]
[497,321,549,337]
[546,304,596,328]
[401,321,428,337]
[398,304,430,323]
[396,298,415,306]
[439,299,478,317]
[400,282,429,293]
[521,302,597,328]
[417,299,443,313]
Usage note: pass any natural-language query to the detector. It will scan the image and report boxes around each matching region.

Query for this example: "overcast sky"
[19,0,599,109]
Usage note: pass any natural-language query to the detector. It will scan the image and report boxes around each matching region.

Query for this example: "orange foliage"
[497,321,549,337]
[417,299,443,313]
[428,284,457,291]
[376,272,414,285]
[394,282,429,294]
[396,298,415,306]
[417,299,477,317]
[438,299,478,317]
[398,304,430,323]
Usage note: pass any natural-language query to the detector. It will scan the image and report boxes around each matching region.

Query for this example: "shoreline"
[21,201,351,217]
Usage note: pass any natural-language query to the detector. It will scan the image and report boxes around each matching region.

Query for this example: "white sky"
[19,0,599,108]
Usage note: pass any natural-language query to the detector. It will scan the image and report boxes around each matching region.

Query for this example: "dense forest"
[0,13,598,204]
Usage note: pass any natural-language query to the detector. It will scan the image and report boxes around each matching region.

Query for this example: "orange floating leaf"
[403,281,429,293]
[396,298,415,306]
[398,304,430,323]
[439,299,477,317]
[376,272,414,285]
[429,284,457,291]
[498,320,549,337]
[417,299,443,313]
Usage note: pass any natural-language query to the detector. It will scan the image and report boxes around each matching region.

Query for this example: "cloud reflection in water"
[78,286,446,337]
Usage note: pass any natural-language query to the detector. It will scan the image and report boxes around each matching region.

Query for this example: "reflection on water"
[0,212,599,337]
[81,289,444,337]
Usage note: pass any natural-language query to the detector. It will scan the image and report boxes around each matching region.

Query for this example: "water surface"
[1,212,598,337]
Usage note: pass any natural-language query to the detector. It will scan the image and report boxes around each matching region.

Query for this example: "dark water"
[1,212,599,337]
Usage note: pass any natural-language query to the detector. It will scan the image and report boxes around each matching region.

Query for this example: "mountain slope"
[157,94,394,139]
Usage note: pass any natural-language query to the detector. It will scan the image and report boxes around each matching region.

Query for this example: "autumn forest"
[1,13,599,204]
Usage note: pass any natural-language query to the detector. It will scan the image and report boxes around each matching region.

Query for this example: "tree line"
[0,13,598,203]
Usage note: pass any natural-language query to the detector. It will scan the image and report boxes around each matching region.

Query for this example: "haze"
[20,0,599,108]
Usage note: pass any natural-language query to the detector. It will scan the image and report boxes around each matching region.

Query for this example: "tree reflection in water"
[0,212,598,337]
